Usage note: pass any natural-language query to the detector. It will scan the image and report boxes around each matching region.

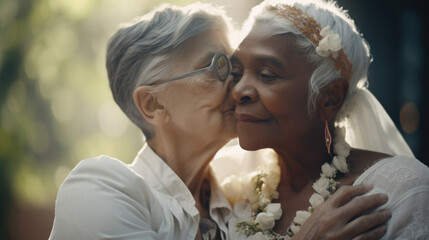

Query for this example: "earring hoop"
[324,120,332,154]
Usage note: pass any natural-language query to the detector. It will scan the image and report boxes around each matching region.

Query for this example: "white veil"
[335,88,415,158]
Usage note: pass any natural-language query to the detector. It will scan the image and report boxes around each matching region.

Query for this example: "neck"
[148,129,228,197]
[274,135,330,192]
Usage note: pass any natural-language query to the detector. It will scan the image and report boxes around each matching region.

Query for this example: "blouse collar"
[130,144,232,229]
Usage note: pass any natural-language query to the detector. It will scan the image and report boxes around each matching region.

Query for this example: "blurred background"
[0,0,427,239]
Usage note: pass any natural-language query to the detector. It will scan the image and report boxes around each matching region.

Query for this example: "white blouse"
[49,144,233,240]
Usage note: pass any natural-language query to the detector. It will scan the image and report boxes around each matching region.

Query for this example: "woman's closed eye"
[231,67,243,82]
[259,67,284,82]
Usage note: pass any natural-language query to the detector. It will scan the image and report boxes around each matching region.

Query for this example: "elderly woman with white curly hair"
[49,2,393,240]
[225,0,429,239]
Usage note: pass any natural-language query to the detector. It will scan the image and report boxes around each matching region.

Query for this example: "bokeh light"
[400,102,420,134]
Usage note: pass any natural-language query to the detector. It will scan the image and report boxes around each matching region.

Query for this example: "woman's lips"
[234,112,267,123]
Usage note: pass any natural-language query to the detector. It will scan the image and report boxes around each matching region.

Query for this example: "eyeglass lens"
[215,54,230,82]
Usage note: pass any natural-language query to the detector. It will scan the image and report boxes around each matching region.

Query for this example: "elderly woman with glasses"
[49,3,392,240]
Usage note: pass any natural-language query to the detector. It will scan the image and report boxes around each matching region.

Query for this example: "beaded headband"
[268,4,352,80]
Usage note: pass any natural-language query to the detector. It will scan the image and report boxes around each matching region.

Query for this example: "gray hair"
[243,0,371,114]
[106,3,232,140]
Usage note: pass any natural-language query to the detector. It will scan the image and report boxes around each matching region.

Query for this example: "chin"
[238,138,265,151]
[237,129,268,151]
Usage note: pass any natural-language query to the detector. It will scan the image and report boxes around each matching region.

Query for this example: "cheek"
[259,88,291,115]
[263,87,310,124]
[195,81,226,108]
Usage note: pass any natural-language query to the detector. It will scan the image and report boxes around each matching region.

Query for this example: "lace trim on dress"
[403,212,429,239]
[378,164,418,184]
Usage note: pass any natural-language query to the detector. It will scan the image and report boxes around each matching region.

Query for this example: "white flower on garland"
[335,126,347,138]
[243,173,259,207]
[321,162,336,177]
[334,142,350,158]
[294,211,311,225]
[313,177,330,198]
[309,193,324,208]
[267,203,282,220]
[223,133,351,239]
[254,203,283,231]
[333,156,349,173]
[255,212,276,230]
[315,26,342,57]
[222,175,242,198]
[247,232,269,240]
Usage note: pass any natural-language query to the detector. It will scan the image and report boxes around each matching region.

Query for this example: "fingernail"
[384,211,392,219]
[381,194,389,202]
[377,225,388,236]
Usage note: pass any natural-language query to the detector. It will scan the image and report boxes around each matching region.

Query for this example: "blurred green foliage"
[0,0,202,237]
[1,0,426,239]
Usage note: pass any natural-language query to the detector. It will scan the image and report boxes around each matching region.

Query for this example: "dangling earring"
[324,120,332,154]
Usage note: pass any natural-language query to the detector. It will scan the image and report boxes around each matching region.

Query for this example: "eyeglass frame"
[148,52,231,85]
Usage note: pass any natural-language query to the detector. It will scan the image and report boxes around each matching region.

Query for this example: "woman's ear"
[133,86,170,126]
[317,79,349,122]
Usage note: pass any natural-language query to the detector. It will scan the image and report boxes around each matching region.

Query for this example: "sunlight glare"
[98,100,129,137]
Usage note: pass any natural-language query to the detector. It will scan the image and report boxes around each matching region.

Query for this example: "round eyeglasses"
[150,52,231,85]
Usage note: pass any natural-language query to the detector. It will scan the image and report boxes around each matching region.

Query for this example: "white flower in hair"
[315,26,342,57]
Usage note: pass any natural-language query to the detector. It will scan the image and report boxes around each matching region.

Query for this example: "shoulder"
[347,148,392,175]
[57,155,157,206]
[363,155,428,181]
[378,155,428,169]
[51,156,160,238]
[70,155,131,176]
[69,155,135,181]
[355,155,429,192]
[356,156,429,239]
[61,156,148,194]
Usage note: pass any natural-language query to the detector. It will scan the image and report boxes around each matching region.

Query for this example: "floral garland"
[222,127,351,240]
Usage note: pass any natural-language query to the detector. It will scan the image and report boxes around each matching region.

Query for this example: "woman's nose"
[231,73,258,104]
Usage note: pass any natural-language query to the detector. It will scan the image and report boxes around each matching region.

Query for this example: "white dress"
[49,144,233,240]
[218,153,429,239]
[353,156,429,240]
